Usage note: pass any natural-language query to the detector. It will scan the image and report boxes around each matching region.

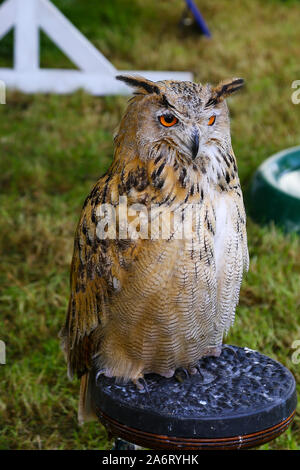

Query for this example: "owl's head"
[116,75,244,163]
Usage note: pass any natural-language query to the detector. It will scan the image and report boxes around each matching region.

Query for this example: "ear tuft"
[116,75,161,95]
[206,78,244,107]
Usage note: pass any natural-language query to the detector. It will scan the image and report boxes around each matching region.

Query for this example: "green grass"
[0,0,299,450]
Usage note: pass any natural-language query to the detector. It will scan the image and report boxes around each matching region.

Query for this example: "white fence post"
[14,0,39,71]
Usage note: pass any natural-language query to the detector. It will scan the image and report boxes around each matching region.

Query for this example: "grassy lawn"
[0,0,299,450]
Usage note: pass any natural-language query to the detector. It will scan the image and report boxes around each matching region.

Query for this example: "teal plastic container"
[248,146,300,233]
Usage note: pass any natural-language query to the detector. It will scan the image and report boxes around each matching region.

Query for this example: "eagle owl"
[60,75,249,422]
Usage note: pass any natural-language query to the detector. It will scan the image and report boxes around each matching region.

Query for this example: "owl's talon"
[132,376,145,391]
[95,368,113,383]
[175,372,185,383]
[175,367,189,382]
[140,377,150,394]
[95,369,105,382]
[223,344,237,356]
[175,365,201,382]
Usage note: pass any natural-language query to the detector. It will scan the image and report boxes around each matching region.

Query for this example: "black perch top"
[92,346,297,449]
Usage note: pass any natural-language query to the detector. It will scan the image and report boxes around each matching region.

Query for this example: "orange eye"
[159,114,178,127]
[208,115,216,126]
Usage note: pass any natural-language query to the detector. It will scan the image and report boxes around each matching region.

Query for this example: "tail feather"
[78,372,98,425]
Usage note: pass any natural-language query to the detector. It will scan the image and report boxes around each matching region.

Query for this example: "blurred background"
[0,0,299,450]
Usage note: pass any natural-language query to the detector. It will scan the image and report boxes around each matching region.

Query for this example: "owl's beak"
[191,127,200,159]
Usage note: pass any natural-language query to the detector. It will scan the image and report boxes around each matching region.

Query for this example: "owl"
[60,75,249,423]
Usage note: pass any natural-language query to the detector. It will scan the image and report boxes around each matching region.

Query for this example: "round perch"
[91,346,297,450]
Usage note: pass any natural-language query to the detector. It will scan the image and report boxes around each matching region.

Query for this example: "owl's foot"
[187,366,199,375]
[132,374,149,392]
[160,369,175,378]
[132,378,144,391]
[96,368,148,392]
[202,346,222,358]
[175,365,198,382]
[223,344,237,356]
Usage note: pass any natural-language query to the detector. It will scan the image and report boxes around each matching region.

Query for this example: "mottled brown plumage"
[60,75,249,422]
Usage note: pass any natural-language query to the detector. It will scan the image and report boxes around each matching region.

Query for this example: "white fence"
[0,0,192,95]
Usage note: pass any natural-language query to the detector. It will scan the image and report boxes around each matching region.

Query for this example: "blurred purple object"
[185,0,211,37]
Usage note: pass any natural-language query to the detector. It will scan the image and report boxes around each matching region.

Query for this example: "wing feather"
[60,174,121,378]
